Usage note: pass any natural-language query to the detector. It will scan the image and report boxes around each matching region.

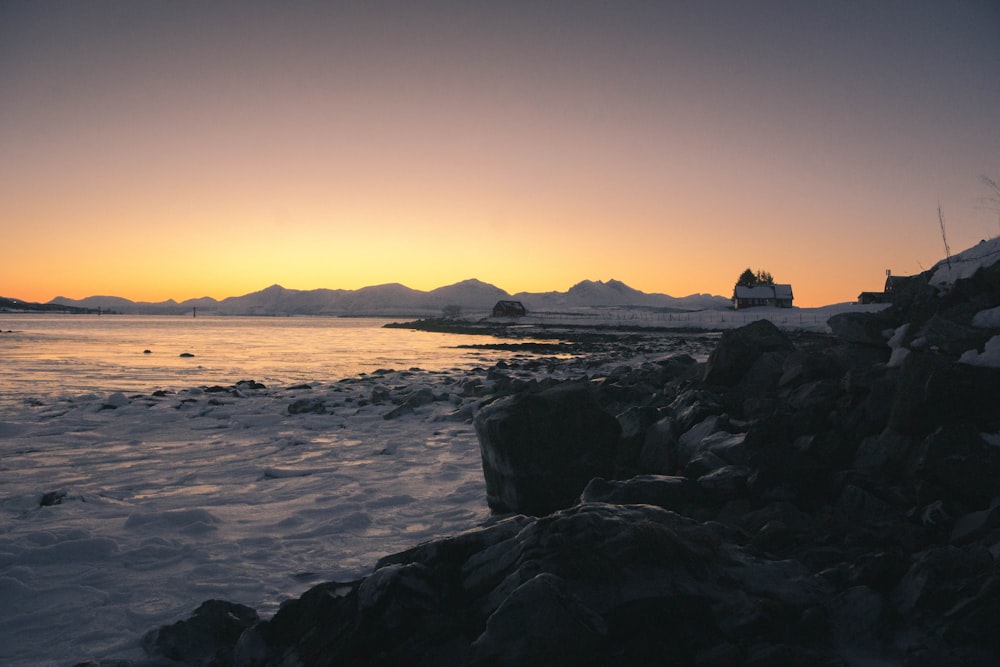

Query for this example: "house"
[491,300,527,318]
[732,284,794,310]
[857,291,891,305]
[857,270,909,304]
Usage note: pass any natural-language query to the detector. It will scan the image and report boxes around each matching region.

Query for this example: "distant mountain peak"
[44,278,731,315]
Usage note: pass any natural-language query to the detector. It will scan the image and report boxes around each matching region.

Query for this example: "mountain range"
[35,279,730,316]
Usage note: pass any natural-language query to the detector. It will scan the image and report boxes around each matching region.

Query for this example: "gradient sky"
[2,1,998,307]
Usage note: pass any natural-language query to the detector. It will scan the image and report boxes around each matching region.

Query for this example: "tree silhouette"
[736,268,758,288]
[735,268,775,288]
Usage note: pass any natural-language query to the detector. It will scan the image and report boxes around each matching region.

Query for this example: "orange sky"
[2,2,998,307]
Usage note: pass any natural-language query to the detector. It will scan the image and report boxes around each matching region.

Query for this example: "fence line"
[530,310,828,330]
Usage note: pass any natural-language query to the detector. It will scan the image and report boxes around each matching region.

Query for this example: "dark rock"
[235,503,836,666]
[670,388,724,433]
[473,382,620,515]
[235,379,266,390]
[905,422,1000,507]
[950,501,1000,545]
[636,414,677,474]
[827,311,892,347]
[889,352,1000,437]
[696,465,749,502]
[852,429,913,474]
[911,313,992,356]
[287,398,326,415]
[383,386,441,420]
[676,415,732,471]
[580,475,701,511]
[824,586,889,661]
[179,352,195,357]
[469,573,606,665]
[703,319,794,387]
[892,544,993,617]
[746,441,829,507]
[40,490,66,506]
[143,599,258,666]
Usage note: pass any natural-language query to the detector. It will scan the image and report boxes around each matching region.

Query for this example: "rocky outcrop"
[473,383,620,515]
[122,241,1000,666]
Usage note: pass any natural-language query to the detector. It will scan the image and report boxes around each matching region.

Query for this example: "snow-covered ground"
[517,301,891,332]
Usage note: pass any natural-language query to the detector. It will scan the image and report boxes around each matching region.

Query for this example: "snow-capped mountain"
[45,278,730,316]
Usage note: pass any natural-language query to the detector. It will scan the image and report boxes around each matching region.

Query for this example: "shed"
[491,300,527,318]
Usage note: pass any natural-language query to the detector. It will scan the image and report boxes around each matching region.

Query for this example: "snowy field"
[515,301,891,332]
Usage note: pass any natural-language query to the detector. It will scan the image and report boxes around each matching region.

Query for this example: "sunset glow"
[2,1,998,307]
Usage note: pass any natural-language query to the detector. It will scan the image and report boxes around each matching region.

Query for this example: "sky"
[2,1,998,307]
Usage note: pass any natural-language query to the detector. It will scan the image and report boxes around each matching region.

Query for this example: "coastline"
[131,255,1000,664]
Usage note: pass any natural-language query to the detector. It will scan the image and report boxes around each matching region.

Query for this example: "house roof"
[773,284,793,299]
[733,284,794,300]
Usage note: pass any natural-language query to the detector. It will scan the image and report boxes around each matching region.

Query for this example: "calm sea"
[0,315,514,409]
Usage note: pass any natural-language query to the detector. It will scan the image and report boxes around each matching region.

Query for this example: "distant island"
[3,279,731,318]
[0,296,98,314]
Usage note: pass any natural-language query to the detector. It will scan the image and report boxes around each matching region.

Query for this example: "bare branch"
[938,204,952,270]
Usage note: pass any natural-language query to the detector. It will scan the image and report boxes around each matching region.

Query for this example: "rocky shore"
[81,245,1000,666]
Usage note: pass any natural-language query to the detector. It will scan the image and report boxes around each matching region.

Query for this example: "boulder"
[232,503,837,666]
[703,319,795,387]
[143,599,258,666]
[889,351,1000,437]
[827,311,892,347]
[287,398,326,415]
[473,382,621,515]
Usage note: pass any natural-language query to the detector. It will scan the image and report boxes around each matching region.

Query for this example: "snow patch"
[958,335,1000,368]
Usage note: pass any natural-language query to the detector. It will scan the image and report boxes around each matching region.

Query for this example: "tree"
[735,268,775,289]
[736,268,758,288]
[441,304,463,320]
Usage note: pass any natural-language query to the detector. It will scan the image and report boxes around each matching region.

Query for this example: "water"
[0,314,512,409]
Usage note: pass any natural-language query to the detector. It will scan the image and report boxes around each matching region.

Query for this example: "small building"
[491,300,527,318]
[857,291,891,305]
[857,270,908,304]
[732,284,794,310]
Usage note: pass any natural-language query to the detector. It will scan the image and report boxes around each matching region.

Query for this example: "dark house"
[491,300,527,318]
[858,271,908,304]
[857,291,891,305]
[732,284,794,310]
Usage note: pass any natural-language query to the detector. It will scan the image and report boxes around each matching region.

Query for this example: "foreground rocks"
[92,243,1000,666]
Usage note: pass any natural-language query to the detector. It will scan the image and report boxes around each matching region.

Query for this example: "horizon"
[21,276,730,306]
[3,2,998,308]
